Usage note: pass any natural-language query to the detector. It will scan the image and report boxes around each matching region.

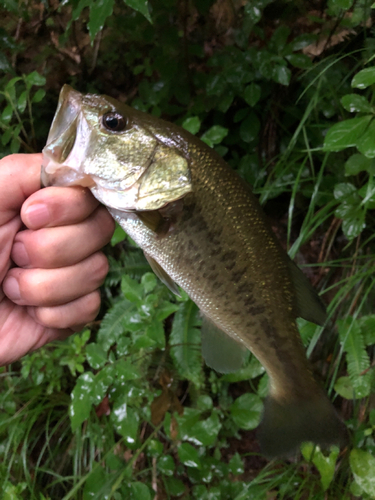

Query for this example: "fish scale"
[41,85,348,458]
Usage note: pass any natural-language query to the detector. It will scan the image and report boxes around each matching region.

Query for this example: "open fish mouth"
[41,85,96,188]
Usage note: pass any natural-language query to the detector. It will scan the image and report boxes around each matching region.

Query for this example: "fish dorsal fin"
[287,258,327,326]
[144,252,181,296]
[201,316,247,373]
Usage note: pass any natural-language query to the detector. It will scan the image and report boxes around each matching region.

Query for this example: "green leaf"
[230,393,263,430]
[329,0,353,7]
[163,477,185,497]
[130,482,151,500]
[323,116,372,151]
[333,182,357,200]
[345,154,375,175]
[83,464,108,499]
[285,53,312,69]
[31,88,45,103]
[273,65,291,86]
[188,410,222,446]
[88,0,115,41]
[239,112,260,143]
[111,401,139,446]
[290,33,318,51]
[182,116,201,135]
[334,376,354,399]
[1,105,13,125]
[158,455,175,476]
[229,453,244,475]
[201,125,228,147]
[301,443,340,491]
[116,359,141,381]
[341,205,366,240]
[360,315,375,345]
[69,372,95,431]
[352,67,375,89]
[357,119,375,158]
[341,94,373,113]
[350,449,375,497]
[338,318,370,395]
[243,83,261,107]
[177,442,201,468]
[111,223,126,246]
[124,0,152,23]
[222,355,264,382]
[97,299,135,351]
[121,275,143,303]
[170,300,202,385]
[17,91,27,113]
[25,71,46,87]
[86,343,107,369]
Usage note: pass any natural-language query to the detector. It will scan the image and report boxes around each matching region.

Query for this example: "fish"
[41,84,347,458]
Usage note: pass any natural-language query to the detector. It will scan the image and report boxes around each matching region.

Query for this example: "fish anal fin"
[287,258,327,326]
[258,392,348,459]
[201,316,247,373]
[144,252,181,296]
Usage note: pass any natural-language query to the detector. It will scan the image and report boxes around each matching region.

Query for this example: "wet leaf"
[182,116,201,135]
[177,442,201,468]
[243,83,261,106]
[273,64,291,86]
[352,67,375,89]
[25,71,46,87]
[285,53,312,69]
[31,88,45,103]
[111,223,126,246]
[239,112,260,143]
[121,275,143,303]
[69,372,95,431]
[323,116,372,151]
[124,0,152,23]
[301,443,339,491]
[158,455,175,476]
[86,343,107,369]
[350,449,375,496]
[334,376,354,399]
[333,182,357,200]
[345,153,375,175]
[17,91,27,113]
[188,410,222,446]
[88,0,114,41]
[341,94,372,113]
[201,125,228,147]
[230,393,263,430]
[229,453,244,475]
[357,119,375,158]
[111,401,139,446]
[130,482,151,500]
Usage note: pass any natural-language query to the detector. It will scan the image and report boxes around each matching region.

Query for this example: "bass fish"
[42,85,346,458]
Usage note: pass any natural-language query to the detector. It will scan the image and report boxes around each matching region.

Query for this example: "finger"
[21,185,100,230]
[0,153,42,226]
[3,251,109,307]
[12,205,115,269]
[27,290,101,330]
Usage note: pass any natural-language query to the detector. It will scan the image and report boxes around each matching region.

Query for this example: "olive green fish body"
[42,85,347,457]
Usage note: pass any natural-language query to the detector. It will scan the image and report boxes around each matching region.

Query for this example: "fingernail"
[12,242,30,267]
[3,277,21,301]
[24,204,50,228]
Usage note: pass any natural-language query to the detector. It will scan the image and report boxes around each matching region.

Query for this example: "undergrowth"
[1,0,375,498]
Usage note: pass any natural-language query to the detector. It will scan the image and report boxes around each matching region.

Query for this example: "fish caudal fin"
[258,392,348,459]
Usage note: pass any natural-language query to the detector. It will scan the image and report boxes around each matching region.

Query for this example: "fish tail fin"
[258,392,348,459]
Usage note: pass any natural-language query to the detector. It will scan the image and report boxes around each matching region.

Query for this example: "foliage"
[1,0,375,498]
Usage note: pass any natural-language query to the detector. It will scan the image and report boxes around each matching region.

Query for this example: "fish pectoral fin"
[144,252,181,296]
[135,210,170,236]
[287,258,327,326]
[201,316,247,373]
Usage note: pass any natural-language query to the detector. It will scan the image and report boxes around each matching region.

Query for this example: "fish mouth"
[41,85,95,188]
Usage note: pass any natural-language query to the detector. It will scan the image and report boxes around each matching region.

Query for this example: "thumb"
[0,154,42,226]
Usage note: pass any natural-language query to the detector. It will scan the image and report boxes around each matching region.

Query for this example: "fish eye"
[102,112,127,132]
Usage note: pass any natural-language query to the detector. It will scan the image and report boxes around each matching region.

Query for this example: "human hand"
[0,154,115,366]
